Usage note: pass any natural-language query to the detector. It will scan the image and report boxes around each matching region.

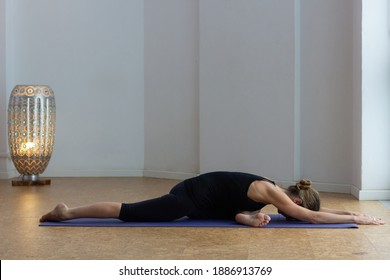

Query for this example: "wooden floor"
[1,177,390,260]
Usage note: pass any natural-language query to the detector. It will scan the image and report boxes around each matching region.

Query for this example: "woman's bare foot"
[40,203,70,222]
[235,212,271,227]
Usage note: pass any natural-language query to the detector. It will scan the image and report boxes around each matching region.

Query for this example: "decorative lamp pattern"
[8,85,56,185]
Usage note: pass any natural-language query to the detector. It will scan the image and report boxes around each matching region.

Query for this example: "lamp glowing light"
[20,142,36,154]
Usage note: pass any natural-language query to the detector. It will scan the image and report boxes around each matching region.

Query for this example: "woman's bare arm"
[320,207,354,215]
[319,207,386,224]
[251,183,385,225]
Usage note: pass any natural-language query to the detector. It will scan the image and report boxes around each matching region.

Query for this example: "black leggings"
[118,182,198,222]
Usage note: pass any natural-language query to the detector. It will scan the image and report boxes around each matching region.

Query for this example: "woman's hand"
[354,214,386,225]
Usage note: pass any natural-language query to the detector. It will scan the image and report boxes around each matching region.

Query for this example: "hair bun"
[296,179,312,190]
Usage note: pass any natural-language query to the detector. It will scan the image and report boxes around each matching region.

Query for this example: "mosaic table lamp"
[8,85,56,186]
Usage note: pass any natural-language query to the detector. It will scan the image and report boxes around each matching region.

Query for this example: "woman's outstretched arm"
[254,183,385,225]
[320,207,373,217]
[319,207,353,215]
[279,199,385,225]
[319,207,386,224]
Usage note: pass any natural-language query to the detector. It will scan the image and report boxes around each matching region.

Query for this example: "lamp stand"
[12,175,51,186]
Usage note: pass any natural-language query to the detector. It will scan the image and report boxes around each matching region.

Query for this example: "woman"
[40,171,385,227]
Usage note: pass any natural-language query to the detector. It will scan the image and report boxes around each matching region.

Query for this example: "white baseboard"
[351,185,390,200]
[5,168,195,180]
[2,168,144,179]
[143,170,198,181]
[43,169,144,177]
[311,182,352,194]
[0,171,8,179]
[0,170,17,179]
[0,154,16,179]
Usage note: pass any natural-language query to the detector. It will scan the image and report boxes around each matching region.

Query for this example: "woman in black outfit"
[40,171,385,226]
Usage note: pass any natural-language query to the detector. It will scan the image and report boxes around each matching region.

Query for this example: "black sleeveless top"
[183,171,275,219]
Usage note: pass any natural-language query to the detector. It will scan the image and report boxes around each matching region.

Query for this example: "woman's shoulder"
[248,180,278,203]
[251,179,277,190]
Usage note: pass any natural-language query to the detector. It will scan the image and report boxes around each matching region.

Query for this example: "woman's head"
[287,179,320,211]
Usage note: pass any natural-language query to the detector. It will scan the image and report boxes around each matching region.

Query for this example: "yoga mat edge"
[39,214,358,229]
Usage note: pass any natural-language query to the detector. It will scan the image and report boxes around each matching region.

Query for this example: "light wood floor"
[1,177,390,260]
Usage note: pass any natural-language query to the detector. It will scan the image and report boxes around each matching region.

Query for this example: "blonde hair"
[288,179,320,211]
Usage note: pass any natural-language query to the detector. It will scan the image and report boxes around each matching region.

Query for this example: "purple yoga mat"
[39,214,358,228]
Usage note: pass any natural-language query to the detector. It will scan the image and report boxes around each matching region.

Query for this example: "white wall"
[199,0,296,181]
[0,0,8,178]
[5,0,145,177]
[360,0,390,199]
[196,0,359,193]
[2,0,388,199]
[144,0,199,179]
[300,0,355,187]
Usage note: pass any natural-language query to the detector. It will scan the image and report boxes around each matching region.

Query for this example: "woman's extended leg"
[40,182,196,223]
[39,202,121,222]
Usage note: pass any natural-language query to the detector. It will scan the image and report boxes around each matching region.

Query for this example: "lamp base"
[12,177,51,186]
